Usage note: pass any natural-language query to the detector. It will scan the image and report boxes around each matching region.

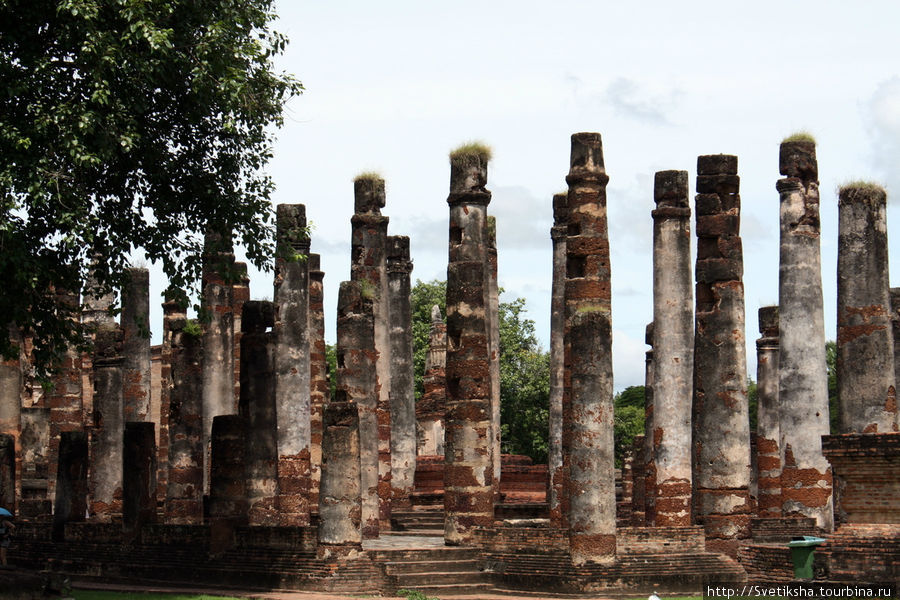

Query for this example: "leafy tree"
[747,377,758,433]
[826,340,838,434]
[410,279,446,398]
[613,385,645,468]
[0,0,302,376]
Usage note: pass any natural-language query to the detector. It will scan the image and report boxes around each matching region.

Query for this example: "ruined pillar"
[89,324,124,521]
[486,216,502,498]
[417,306,447,456]
[351,174,392,533]
[444,144,495,545]
[0,434,13,515]
[692,155,751,551]
[756,306,781,518]
[52,431,88,540]
[563,133,615,564]
[891,288,900,397]
[274,204,312,526]
[122,267,151,423]
[336,280,379,538]
[649,170,694,528]
[837,184,898,433]
[165,316,204,524]
[232,262,250,405]
[548,192,567,527]
[202,232,236,493]
[123,422,157,538]
[630,435,646,526]
[777,139,833,531]
[317,400,362,559]
[156,290,185,509]
[387,236,416,509]
[239,301,279,526]
[308,254,326,512]
[643,323,656,525]
[0,326,22,512]
[209,414,248,553]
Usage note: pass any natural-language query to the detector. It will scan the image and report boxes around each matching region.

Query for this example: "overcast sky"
[146,1,900,392]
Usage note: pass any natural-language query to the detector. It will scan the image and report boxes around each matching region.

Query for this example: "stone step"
[369,547,478,562]
[394,582,495,595]
[387,529,444,536]
[384,558,480,573]
[393,569,490,587]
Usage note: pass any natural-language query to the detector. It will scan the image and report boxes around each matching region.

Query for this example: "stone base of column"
[316,542,363,560]
[653,478,691,526]
[570,532,616,566]
[780,463,833,525]
[277,453,311,527]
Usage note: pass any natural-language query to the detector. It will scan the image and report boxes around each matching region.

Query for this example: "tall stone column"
[563,132,615,564]
[122,267,151,423]
[274,204,312,526]
[156,290,185,509]
[444,144,495,545]
[417,307,447,456]
[165,316,204,524]
[650,170,694,528]
[891,288,900,397]
[240,301,279,526]
[756,306,781,518]
[308,254,327,513]
[232,262,250,405]
[0,326,22,513]
[123,421,157,539]
[548,192,567,528]
[202,232,236,494]
[836,184,898,433]
[318,400,362,559]
[351,175,392,533]
[486,216,502,498]
[52,431,88,540]
[777,139,833,531]
[692,155,751,552]
[89,324,125,521]
[0,434,13,516]
[209,414,248,553]
[336,280,379,538]
[643,323,656,525]
[387,236,416,509]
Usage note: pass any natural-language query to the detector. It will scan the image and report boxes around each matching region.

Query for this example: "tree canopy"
[0,0,301,375]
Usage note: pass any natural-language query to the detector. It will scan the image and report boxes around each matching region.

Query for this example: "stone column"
[202,232,236,494]
[156,290,185,508]
[387,236,416,509]
[444,145,495,545]
[308,254,327,513]
[122,267,151,423]
[650,170,694,528]
[756,306,781,518]
[692,155,751,552]
[548,192,567,528]
[836,184,898,433]
[232,262,250,405]
[486,216,502,498]
[777,139,833,531]
[891,288,900,397]
[317,400,362,559]
[351,175,392,533]
[209,414,248,553]
[417,307,447,456]
[563,132,615,564]
[274,204,312,526]
[89,324,125,521]
[0,434,13,516]
[0,326,22,513]
[336,280,379,538]
[630,435,646,526]
[52,431,88,540]
[165,316,204,524]
[643,323,656,525]
[123,422,157,539]
[239,301,279,526]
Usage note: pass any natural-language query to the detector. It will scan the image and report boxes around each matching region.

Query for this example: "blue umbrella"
[0,508,12,517]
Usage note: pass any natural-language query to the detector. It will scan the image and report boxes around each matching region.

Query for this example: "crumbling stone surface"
[487,216,502,499]
[548,192,567,527]
[122,421,157,538]
[308,253,327,513]
[643,322,655,525]
[836,184,898,433]
[417,305,446,456]
[755,306,781,518]
[317,400,362,559]
[89,324,125,522]
[0,433,15,514]
[121,267,151,423]
[51,430,87,540]
[208,414,248,553]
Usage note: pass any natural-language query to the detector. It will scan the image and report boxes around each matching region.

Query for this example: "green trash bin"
[787,535,826,579]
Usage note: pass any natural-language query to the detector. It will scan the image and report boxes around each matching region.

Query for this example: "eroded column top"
[353,174,386,215]
[758,306,779,338]
[567,132,607,184]
[779,140,818,181]
[449,143,492,201]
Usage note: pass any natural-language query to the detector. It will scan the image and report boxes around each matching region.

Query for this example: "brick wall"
[823,433,900,525]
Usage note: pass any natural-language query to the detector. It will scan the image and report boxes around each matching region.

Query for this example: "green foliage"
[614,386,645,468]
[181,319,203,338]
[782,131,816,144]
[826,340,838,434]
[448,141,493,166]
[747,377,758,433]
[397,590,440,600]
[410,279,447,398]
[326,343,337,400]
[0,0,302,377]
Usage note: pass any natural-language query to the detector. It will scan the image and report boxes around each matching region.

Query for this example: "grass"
[782,131,816,144]
[449,141,492,166]
[839,180,886,195]
[72,592,246,600]
[353,171,383,183]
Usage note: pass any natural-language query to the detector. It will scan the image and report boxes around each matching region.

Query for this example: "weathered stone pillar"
[756,306,781,518]
[52,431,88,540]
[548,192,567,528]
[630,435,646,526]
[336,280,379,538]
[643,323,656,525]
[317,400,362,559]
[274,204,312,526]
[0,434,13,515]
[165,316,204,524]
[444,144,495,545]
[122,267,151,423]
[777,139,833,531]
[0,326,22,512]
[891,288,900,397]
[156,290,185,509]
[650,170,694,528]
[308,254,326,513]
[563,132,615,564]
[89,324,125,521]
[351,174,392,533]
[202,232,236,493]
[208,414,248,553]
[837,184,898,433]
[123,422,157,539]
[387,236,416,509]
[486,216,502,498]
[692,155,751,552]
[232,262,250,405]
[417,306,447,456]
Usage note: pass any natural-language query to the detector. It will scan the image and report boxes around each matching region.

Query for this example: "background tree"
[0,0,302,376]
[613,386,645,468]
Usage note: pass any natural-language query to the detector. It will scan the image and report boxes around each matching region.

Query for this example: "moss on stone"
[449,141,493,167]
[782,131,816,144]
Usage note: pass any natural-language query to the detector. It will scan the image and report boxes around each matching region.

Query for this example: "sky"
[145,1,900,392]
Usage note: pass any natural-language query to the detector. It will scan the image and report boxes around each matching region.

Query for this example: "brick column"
[563,132,615,564]
[487,216,502,498]
[0,326,22,513]
[643,323,655,525]
[444,144,495,545]
[122,267,151,423]
[274,204,312,526]
[891,288,900,400]
[89,324,124,521]
[156,291,184,510]
[756,306,781,518]
[317,400,362,559]
[777,139,833,531]
[387,236,416,509]
[123,421,157,539]
[548,192,567,527]
[692,155,751,552]
[51,431,88,540]
[649,170,694,528]
[351,175,392,534]
[209,414,248,553]
[308,254,327,513]
[232,262,250,406]
[0,434,13,516]
[836,183,898,433]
